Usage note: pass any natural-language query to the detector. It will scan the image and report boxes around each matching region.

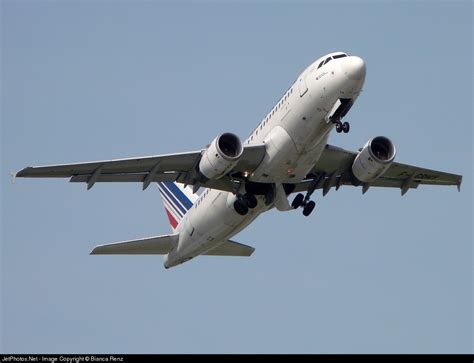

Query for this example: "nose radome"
[343,56,366,81]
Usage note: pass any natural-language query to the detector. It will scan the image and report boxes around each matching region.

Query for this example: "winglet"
[15,167,33,178]
[10,172,17,184]
[457,176,462,192]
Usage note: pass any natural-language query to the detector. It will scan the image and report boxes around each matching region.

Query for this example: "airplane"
[14,52,462,269]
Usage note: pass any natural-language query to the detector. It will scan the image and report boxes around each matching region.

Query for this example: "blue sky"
[2,0,472,353]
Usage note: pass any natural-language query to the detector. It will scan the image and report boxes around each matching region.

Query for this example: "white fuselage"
[164,52,366,268]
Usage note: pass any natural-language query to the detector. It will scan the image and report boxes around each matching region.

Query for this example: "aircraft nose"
[342,56,366,81]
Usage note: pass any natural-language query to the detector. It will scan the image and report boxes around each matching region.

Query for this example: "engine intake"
[199,133,243,180]
[352,136,396,183]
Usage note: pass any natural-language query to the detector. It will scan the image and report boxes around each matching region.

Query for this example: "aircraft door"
[298,75,308,97]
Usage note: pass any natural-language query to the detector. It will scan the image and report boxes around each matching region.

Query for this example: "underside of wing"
[16,151,201,178]
[202,239,255,257]
[291,144,462,196]
[15,143,267,193]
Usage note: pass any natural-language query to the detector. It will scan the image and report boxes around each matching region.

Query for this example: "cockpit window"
[318,54,348,69]
[318,57,333,69]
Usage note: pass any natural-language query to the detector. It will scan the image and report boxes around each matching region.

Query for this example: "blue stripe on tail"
[158,183,188,215]
[159,190,184,218]
[162,182,193,210]
[157,181,196,232]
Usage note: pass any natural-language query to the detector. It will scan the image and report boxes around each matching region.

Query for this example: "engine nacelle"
[352,136,396,183]
[199,132,243,180]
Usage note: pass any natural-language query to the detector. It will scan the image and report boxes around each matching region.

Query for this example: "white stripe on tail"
[157,181,199,232]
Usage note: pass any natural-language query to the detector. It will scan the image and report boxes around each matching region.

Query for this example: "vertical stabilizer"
[157,182,198,231]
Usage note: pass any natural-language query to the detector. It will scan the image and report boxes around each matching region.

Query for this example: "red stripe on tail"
[165,209,178,229]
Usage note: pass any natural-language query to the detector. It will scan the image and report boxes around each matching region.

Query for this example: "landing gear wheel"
[243,194,258,209]
[291,193,305,209]
[342,122,350,133]
[335,122,343,133]
[302,201,316,217]
[234,199,249,216]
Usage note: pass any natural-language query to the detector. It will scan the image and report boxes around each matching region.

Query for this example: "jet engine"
[199,133,243,180]
[352,136,396,183]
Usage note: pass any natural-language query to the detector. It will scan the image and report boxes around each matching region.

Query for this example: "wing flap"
[203,239,255,257]
[90,234,178,255]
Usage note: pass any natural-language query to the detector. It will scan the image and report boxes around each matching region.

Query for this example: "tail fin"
[157,181,198,231]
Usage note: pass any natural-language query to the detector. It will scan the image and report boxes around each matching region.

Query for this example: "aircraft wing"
[293,144,462,195]
[15,144,266,191]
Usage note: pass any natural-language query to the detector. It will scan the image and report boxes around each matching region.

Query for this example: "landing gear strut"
[291,173,326,217]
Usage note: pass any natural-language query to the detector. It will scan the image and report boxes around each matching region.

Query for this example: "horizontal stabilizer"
[90,234,178,255]
[203,239,255,257]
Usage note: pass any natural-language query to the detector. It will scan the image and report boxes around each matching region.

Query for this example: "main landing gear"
[291,172,326,217]
[331,117,350,134]
[234,193,258,216]
[291,193,316,216]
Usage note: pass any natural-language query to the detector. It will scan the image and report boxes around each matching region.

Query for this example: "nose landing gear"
[328,98,353,134]
[333,118,350,134]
